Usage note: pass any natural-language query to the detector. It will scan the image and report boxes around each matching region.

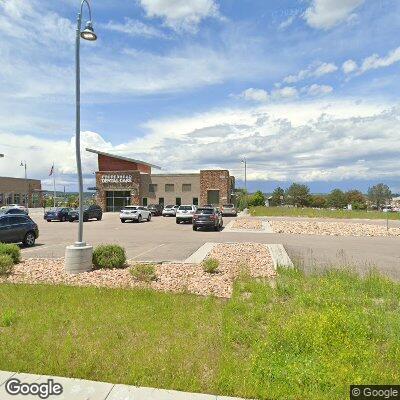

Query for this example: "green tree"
[326,189,347,209]
[248,190,265,207]
[285,183,311,207]
[368,184,392,209]
[310,195,326,208]
[345,190,366,210]
[270,187,285,206]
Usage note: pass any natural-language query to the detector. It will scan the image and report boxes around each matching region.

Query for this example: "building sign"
[101,174,133,184]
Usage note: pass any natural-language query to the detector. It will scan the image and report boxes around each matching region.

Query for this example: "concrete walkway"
[0,371,245,399]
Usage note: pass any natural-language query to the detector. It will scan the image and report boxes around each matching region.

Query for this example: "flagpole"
[53,163,56,208]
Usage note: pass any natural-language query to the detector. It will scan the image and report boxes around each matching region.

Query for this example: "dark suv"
[148,204,163,216]
[192,207,223,231]
[44,207,72,222]
[68,204,102,222]
[0,214,39,246]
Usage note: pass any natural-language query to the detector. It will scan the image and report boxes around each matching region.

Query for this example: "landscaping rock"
[231,218,262,230]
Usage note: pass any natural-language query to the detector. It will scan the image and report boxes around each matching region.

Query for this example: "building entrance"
[106,191,131,212]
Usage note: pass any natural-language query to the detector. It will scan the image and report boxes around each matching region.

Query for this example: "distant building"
[0,176,42,207]
[87,148,235,212]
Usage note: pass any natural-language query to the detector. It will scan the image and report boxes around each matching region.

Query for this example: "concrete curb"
[183,242,216,263]
[266,244,294,269]
[0,371,246,399]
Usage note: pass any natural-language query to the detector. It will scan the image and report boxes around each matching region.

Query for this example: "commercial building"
[87,148,235,212]
[0,176,42,208]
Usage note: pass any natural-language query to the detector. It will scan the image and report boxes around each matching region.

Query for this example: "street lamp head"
[80,21,97,41]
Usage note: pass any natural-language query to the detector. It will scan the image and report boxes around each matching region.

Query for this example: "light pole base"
[65,244,93,274]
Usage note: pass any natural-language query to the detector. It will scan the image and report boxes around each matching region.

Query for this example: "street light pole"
[241,158,247,191]
[65,0,97,274]
[20,161,28,206]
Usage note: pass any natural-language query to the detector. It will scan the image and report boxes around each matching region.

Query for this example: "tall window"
[143,198,148,206]
[182,184,191,192]
[193,197,198,206]
[159,197,164,205]
[176,197,181,206]
[149,184,157,193]
[165,184,174,192]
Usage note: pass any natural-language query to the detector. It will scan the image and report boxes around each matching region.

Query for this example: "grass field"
[250,206,400,220]
[1,269,400,399]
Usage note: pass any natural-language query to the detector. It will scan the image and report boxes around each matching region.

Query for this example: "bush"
[0,243,21,264]
[0,309,17,327]
[92,244,126,269]
[0,254,14,276]
[202,258,219,274]
[130,264,157,282]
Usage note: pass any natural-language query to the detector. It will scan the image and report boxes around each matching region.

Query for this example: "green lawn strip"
[250,206,400,220]
[1,269,400,400]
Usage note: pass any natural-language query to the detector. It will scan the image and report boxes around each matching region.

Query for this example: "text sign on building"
[101,174,133,184]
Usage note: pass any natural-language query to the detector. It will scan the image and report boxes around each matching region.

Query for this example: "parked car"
[221,204,237,216]
[162,205,178,217]
[148,204,163,216]
[68,204,102,222]
[193,207,223,231]
[44,207,72,222]
[0,208,27,215]
[176,205,197,224]
[120,206,152,223]
[0,214,39,246]
[1,204,29,214]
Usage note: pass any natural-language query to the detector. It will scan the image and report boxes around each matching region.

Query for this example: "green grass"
[1,269,400,399]
[250,206,400,220]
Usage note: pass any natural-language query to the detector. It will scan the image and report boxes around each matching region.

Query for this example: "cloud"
[279,16,295,30]
[104,18,168,38]
[304,0,365,30]
[239,88,269,103]
[138,0,221,32]
[283,62,338,83]
[272,86,298,99]
[305,84,333,96]
[342,59,358,74]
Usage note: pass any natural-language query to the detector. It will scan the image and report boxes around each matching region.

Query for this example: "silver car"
[162,205,178,217]
[221,204,237,216]
[120,206,152,223]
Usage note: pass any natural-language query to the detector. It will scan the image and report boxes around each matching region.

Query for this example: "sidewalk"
[0,371,245,399]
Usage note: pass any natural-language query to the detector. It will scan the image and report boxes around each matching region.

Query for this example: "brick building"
[87,148,235,212]
[0,177,42,208]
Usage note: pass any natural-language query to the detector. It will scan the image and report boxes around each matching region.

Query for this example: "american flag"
[49,164,54,176]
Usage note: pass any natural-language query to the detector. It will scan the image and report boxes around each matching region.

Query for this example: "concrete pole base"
[65,244,93,274]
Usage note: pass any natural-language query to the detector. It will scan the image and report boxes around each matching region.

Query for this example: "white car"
[120,206,152,223]
[162,204,178,217]
[176,205,197,224]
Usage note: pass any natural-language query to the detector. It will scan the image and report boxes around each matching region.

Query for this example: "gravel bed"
[0,243,275,298]
[230,218,263,230]
[269,220,400,237]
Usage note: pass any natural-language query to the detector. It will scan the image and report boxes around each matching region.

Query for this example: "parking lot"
[22,210,400,279]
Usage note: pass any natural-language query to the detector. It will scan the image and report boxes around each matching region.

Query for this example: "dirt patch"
[1,243,275,298]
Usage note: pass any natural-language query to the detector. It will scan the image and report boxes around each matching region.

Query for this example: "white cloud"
[104,18,167,38]
[305,84,333,96]
[342,59,358,74]
[304,0,365,30]
[272,86,298,99]
[279,16,295,30]
[360,46,400,73]
[239,88,269,103]
[283,62,338,83]
[138,0,220,32]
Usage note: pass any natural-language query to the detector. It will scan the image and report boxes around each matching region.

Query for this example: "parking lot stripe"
[131,244,166,260]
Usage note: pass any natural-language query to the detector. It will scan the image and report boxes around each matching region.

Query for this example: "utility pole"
[20,161,28,206]
[241,158,247,191]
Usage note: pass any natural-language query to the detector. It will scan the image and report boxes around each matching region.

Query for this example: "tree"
[345,190,366,210]
[368,184,392,209]
[326,189,347,209]
[310,195,326,208]
[270,187,285,206]
[247,190,265,207]
[285,183,311,207]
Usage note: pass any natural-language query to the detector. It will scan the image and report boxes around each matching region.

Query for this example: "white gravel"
[230,218,262,230]
[1,243,275,298]
[269,220,400,237]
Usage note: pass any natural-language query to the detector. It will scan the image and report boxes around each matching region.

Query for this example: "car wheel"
[47,219,51,222]
[23,231,36,247]
[121,219,126,223]
[147,213,151,221]
[97,215,102,221]
[138,215,142,223]
[214,224,220,231]
[176,219,180,224]
[61,216,66,222]
[193,225,197,231]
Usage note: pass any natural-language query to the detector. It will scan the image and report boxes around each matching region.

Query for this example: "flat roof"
[86,148,161,170]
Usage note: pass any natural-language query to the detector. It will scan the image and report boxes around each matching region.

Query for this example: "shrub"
[0,254,14,276]
[202,258,219,274]
[92,244,126,269]
[0,309,17,327]
[0,243,21,264]
[130,263,157,282]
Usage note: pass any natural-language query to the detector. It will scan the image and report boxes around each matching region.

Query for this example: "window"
[182,184,191,192]
[149,184,157,193]
[165,184,174,192]
[176,197,181,206]
[14,194,20,204]
[142,198,148,206]
[193,197,199,206]
[159,197,164,205]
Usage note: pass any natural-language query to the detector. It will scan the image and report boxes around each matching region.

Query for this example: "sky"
[0,0,400,193]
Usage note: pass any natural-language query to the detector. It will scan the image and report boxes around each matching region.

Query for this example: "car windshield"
[179,206,192,211]
[123,206,138,210]
[223,204,234,208]
[196,208,214,214]
[165,205,174,208]
[48,208,61,211]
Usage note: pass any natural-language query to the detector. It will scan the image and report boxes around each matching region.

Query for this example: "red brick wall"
[98,154,151,174]
[200,170,231,206]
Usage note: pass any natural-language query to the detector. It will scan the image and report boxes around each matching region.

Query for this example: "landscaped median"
[1,267,399,399]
